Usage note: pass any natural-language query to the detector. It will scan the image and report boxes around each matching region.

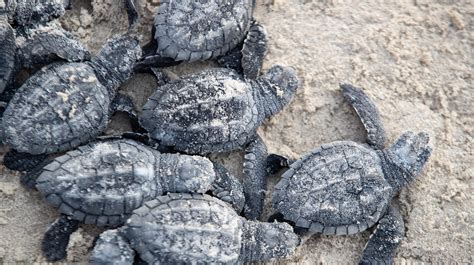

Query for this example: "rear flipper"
[3,150,48,171]
[42,214,80,261]
[242,135,268,220]
[19,158,53,189]
[90,229,135,265]
[359,205,404,265]
[17,23,90,68]
[210,163,245,213]
[110,93,143,133]
[340,83,386,149]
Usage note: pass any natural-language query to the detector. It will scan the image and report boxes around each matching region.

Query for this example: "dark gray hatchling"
[0,0,90,96]
[21,137,244,261]
[139,65,299,220]
[0,34,142,172]
[269,84,432,264]
[90,193,300,264]
[134,0,267,79]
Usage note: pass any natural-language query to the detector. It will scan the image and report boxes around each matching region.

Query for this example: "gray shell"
[2,62,109,154]
[154,0,253,61]
[139,68,261,154]
[5,0,66,26]
[272,141,393,235]
[125,193,243,264]
[35,139,159,226]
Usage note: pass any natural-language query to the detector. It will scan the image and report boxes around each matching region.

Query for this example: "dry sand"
[0,0,472,263]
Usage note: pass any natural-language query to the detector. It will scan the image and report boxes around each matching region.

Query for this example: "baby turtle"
[23,136,244,261]
[1,34,141,171]
[139,65,299,219]
[0,1,90,95]
[269,84,432,264]
[90,193,300,264]
[134,0,267,79]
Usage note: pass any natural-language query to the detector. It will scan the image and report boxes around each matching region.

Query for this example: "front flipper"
[242,135,268,220]
[20,158,53,189]
[17,24,90,69]
[90,229,135,265]
[42,214,80,261]
[210,163,245,213]
[241,20,268,79]
[0,22,16,94]
[359,205,404,265]
[340,83,386,149]
[3,150,48,171]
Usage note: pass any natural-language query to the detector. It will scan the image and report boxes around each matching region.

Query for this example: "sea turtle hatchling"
[139,65,299,220]
[89,193,300,264]
[0,0,91,96]
[21,136,245,261]
[0,34,142,171]
[133,0,267,79]
[269,84,432,264]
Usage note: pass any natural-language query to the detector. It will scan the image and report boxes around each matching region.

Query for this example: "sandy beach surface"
[0,0,472,263]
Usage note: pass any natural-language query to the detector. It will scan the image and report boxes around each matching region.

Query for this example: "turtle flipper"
[359,205,404,265]
[17,25,90,68]
[217,46,244,75]
[19,158,53,189]
[242,135,268,220]
[0,22,16,95]
[42,214,80,261]
[340,83,386,149]
[266,154,293,174]
[110,93,143,133]
[241,20,267,79]
[90,229,135,265]
[3,150,48,171]
[124,0,139,30]
[210,163,245,213]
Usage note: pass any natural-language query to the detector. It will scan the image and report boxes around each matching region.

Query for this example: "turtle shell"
[35,139,160,226]
[0,22,15,94]
[125,193,243,264]
[272,141,393,235]
[2,62,109,154]
[139,68,261,154]
[154,0,253,61]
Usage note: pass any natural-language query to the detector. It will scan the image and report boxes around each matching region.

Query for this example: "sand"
[0,0,472,263]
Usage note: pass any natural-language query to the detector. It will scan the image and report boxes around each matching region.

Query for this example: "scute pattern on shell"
[126,193,243,264]
[2,63,109,154]
[35,139,159,226]
[273,141,393,235]
[154,0,253,61]
[140,68,261,154]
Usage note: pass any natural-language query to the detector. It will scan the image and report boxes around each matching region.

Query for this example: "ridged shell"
[154,0,253,61]
[35,139,159,226]
[272,141,393,235]
[140,68,260,154]
[2,63,109,154]
[126,193,243,264]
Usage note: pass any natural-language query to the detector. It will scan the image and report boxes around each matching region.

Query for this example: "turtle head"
[241,221,300,262]
[257,65,299,118]
[386,131,432,187]
[90,35,142,96]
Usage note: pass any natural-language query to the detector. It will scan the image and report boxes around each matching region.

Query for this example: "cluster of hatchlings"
[0,1,432,264]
